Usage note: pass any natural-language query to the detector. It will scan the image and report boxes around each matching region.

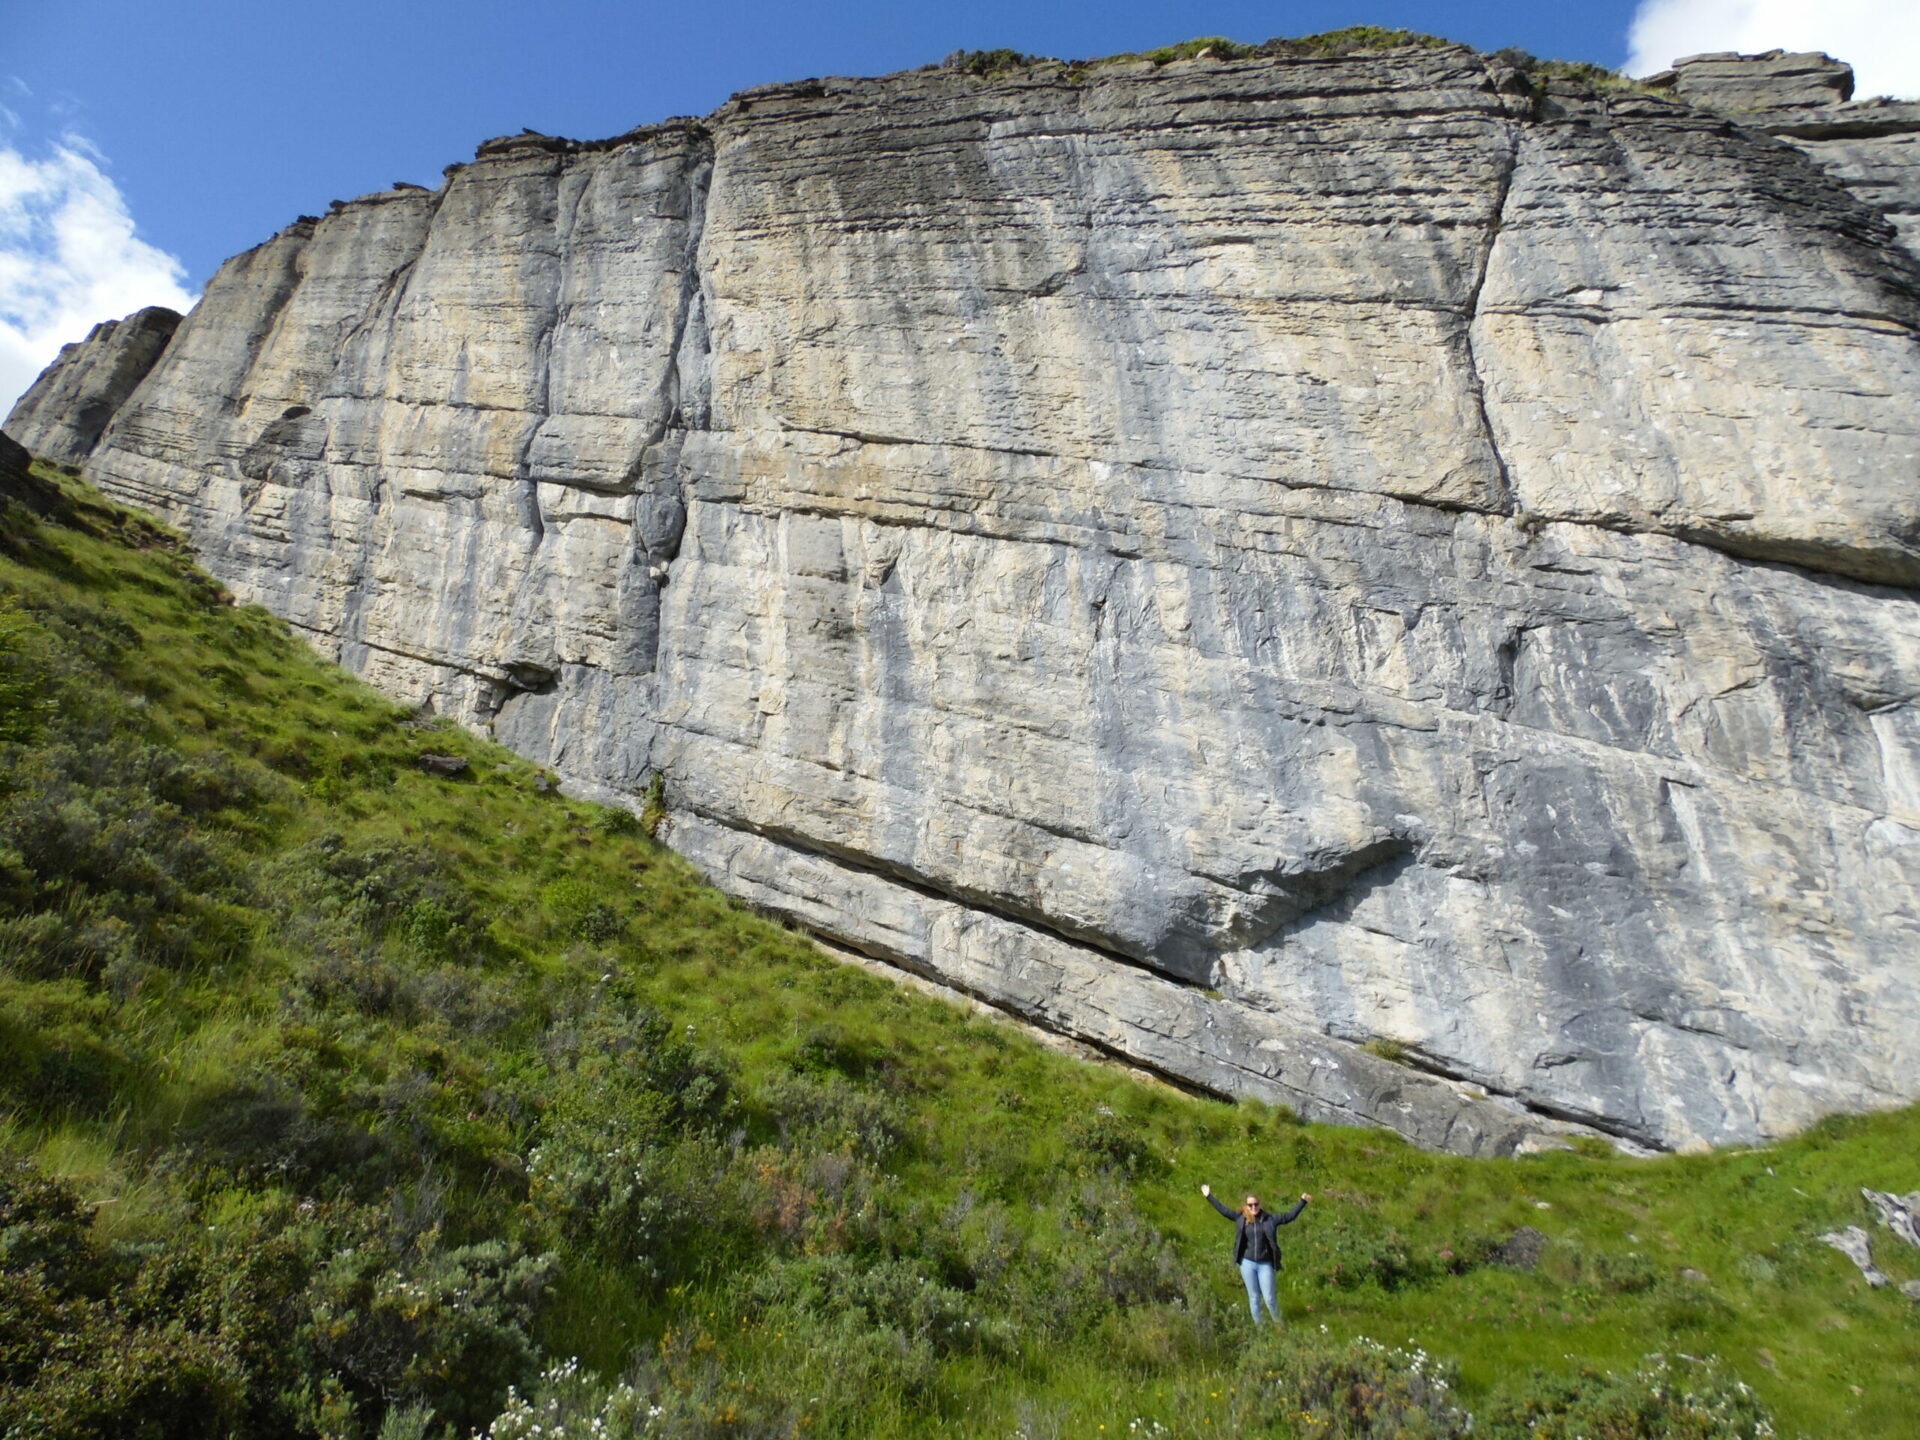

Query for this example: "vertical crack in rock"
[1461,115,1521,518]
[627,130,713,680]
[518,170,585,545]
[659,128,716,448]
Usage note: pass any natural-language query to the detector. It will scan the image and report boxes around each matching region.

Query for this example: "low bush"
[1308,1213,1445,1292]
[1244,1330,1471,1438]
[1482,1355,1776,1439]
[942,48,1045,76]
[748,1253,981,1356]
[476,1357,650,1440]
[1063,1105,1162,1178]
[529,1005,733,1279]
[759,1070,906,1163]
[0,1155,557,1440]
[295,1225,554,1436]
[1264,27,1452,57]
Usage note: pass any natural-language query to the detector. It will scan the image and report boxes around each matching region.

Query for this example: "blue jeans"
[1239,1258,1279,1323]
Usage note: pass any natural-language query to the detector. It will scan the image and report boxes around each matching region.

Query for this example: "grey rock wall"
[31,44,1920,1154]
[5,306,180,466]
[1657,49,1855,110]
[1640,51,1920,264]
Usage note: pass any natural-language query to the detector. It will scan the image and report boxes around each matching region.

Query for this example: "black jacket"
[1208,1194,1307,1265]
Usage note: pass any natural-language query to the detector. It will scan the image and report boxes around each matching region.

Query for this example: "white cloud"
[0,137,196,417]
[1627,0,1920,100]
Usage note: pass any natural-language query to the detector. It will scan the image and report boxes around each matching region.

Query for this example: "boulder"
[1863,1188,1920,1250]
[1819,1226,1889,1287]
[1493,1226,1549,1270]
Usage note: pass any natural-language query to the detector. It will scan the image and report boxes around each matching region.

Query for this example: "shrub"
[173,1078,393,1194]
[1264,26,1452,57]
[0,1156,106,1298]
[539,878,624,943]
[593,805,641,838]
[942,48,1045,76]
[1489,48,1641,93]
[278,836,486,957]
[0,1158,264,1440]
[0,977,139,1117]
[1033,1187,1192,1327]
[1245,1331,1471,1438]
[477,1357,650,1440]
[529,1005,733,1276]
[759,1070,905,1164]
[640,773,668,838]
[0,597,51,743]
[1588,1247,1660,1295]
[5,1323,247,1440]
[790,1021,893,1084]
[1137,37,1259,63]
[0,730,259,985]
[1062,1106,1161,1177]
[748,1253,982,1356]
[1308,1214,1440,1292]
[295,1230,555,1437]
[1482,1355,1776,1439]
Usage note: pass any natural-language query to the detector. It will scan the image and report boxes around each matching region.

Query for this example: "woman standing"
[1201,1183,1309,1324]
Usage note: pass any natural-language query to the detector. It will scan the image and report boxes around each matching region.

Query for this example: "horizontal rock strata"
[16,44,1920,1154]
[1641,51,1920,263]
[7,306,180,466]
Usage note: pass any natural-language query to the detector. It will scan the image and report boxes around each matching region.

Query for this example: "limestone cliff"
[7,306,180,467]
[13,43,1920,1155]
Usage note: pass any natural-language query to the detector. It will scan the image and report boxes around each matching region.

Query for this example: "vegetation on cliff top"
[940,28,1456,78]
[935,29,1659,101]
[0,464,1914,1439]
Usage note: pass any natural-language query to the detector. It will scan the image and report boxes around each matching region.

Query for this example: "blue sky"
[3,0,1918,408]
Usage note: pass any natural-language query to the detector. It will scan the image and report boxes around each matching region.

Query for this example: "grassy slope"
[0,467,1916,1439]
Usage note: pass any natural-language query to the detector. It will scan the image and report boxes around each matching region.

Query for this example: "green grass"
[1,465,1915,1439]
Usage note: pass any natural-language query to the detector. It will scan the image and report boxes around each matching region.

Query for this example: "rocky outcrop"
[1643,52,1920,262]
[0,431,56,518]
[5,307,180,466]
[1655,50,1855,110]
[26,43,1920,1154]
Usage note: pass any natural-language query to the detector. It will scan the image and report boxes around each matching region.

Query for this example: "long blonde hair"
[1240,1194,1261,1222]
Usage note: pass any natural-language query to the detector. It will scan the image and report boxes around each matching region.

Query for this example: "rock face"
[0,431,56,518]
[1641,51,1920,261]
[17,44,1920,1155]
[1781,105,1920,260]
[6,307,180,466]
[1658,50,1855,110]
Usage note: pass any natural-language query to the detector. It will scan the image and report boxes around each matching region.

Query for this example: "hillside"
[3,460,1917,1438]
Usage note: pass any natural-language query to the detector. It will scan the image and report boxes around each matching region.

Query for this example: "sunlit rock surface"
[6,306,180,466]
[16,44,1920,1155]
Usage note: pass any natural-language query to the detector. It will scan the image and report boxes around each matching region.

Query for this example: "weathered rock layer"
[14,44,1920,1154]
[7,306,180,467]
